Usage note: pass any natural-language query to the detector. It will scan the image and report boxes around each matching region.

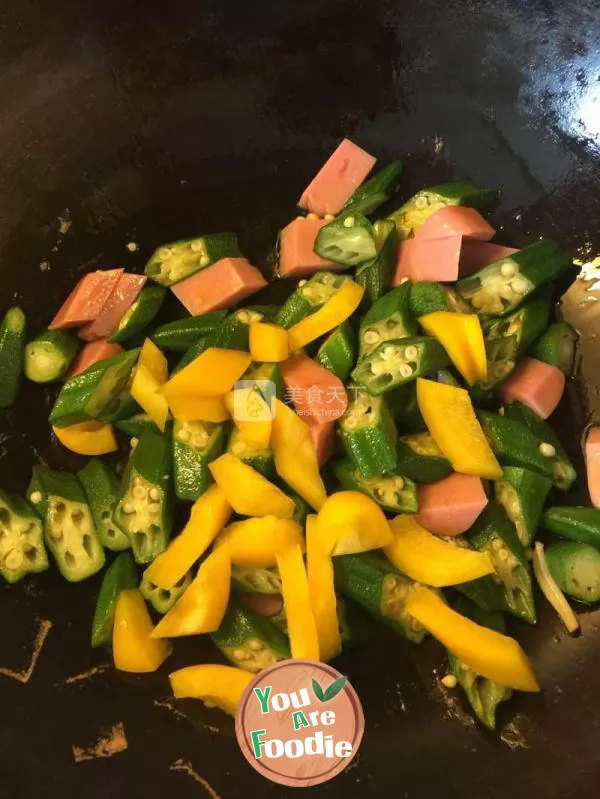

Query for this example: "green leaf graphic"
[312,678,326,702]
[323,676,348,701]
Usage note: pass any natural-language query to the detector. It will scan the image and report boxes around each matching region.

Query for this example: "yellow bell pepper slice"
[276,543,320,661]
[170,664,253,716]
[144,485,232,590]
[249,321,289,362]
[416,378,502,479]
[139,338,169,383]
[404,586,540,692]
[113,589,172,673]
[306,515,341,662]
[151,548,231,638]
[224,387,272,450]
[385,515,495,587]
[52,421,118,456]
[271,399,327,510]
[288,280,364,351]
[215,516,304,568]
[167,393,229,423]
[209,453,295,518]
[315,491,393,556]
[130,339,170,432]
[419,311,487,385]
[163,347,251,398]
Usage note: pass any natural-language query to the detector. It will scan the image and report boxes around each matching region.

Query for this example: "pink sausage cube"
[460,241,519,275]
[280,354,348,424]
[306,417,336,466]
[585,427,600,508]
[415,473,488,536]
[499,357,565,420]
[66,340,124,380]
[298,139,376,217]
[415,206,495,242]
[49,269,124,329]
[392,236,463,284]
[279,217,340,278]
[171,257,267,316]
[79,273,147,341]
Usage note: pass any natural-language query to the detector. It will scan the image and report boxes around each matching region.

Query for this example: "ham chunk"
[172,257,267,316]
[279,217,340,278]
[49,269,124,329]
[66,340,124,379]
[280,354,348,424]
[499,357,565,419]
[415,473,488,536]
[79,273,147,341]
[415,206,495,242]
[585,427,600,509]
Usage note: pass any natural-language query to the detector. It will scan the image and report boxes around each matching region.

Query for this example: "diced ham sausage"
[392,236,463,284]
[460,240,519,275]
[171,257,267,316]
[415,206,495,242]
[238,592,284,617]
[79,273,147,341]
[415,473,488,536]
[306,417,336,466]
[499,357,565,419]
[49,269,124,329]
[66,340,124,379]
[280,354,348,424]
[279,217,340,278]
[585,427,600,509]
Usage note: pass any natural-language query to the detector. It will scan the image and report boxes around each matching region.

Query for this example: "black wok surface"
[1,1,600,797]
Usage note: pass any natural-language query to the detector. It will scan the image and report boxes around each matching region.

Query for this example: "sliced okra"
[227,428,274,477]
[354,219,398,306]
[494,466,551,547]
[395,433,452,483]
[91,552,138,648]
[352,336,450,395]
[173,420,225,502]
[24,329,80,384]
[314,211,377,267]
[275,272,351,329]
[544,541,600,604]
[543,506,600,549]
[342,160,404,216]
[78,459,130,551]
[115,413,160,439]
[315,321,357,382]
[150,311,228,353]
[145,231,242,287]
[358,282,417,359]
[231,565,282,594]
[140,567,193,614]
[478,411,555,480]
[339,390,398,478]
[174,308,265,372]
[109,286,167,343]
[530,321,577,375]
[0,489,48,584]
[332,458,418,514]
[409,281,471,317]
[0,307,26,408]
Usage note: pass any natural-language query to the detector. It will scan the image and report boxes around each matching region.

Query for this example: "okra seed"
[470,294,486,309]
[192,434,209,449]
[29,491,43,505]
[343,216,355,228]
[404,346,418,361]
[324,213,335,221]
[511,278,529,295]
[233,649,247,660]
[158,248,171,260]
[306,213,319,220]
[190,240,204,252]
[48,526,63,541]
[441,674,458,689]
[133,485,148,500]
[3,549,23,570]
[497,549,510,562]
[148,503,161,514]
[130,438,139,449]
[499,286,514,301]
[122,502,136,514]
[178,429,191,443]
[415,195,429,209]
[539,442,556,458]
[149,488,161,502]
[133,476,143,487]
[410,619,422,632]
[386,600,401,614]
[199,255,210,267]
[363,330,380,345]
[394,477,405,490]
[248,639,264,651]
[231,441,247,455]
[498,406,505,416]
[343,416,358,430]
[500,263,516,278]
[399,364,414,378]
[491,539,504,552]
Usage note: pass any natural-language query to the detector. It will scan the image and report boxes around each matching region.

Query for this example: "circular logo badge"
[235,660,364,787]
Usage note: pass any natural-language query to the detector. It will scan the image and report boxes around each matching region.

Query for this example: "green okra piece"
[174,308,264,372]
[544,541,600,604]
[332,458,418,513]
[457,240,571,317]
[24,329,80,384]
[0,489,49,584]
[354,219,398,306]
[494,467,552,547]
[478,411,555,480]
[342,160,404,216]
[150,311,227,352]
[531,321,577,375]
[409,281,471,317]
[339,390,398,478]
[314,211,377,267]
[78,459,130,551]
[115,413,160,439]
[333,552,428,643]
[91,552,138,648]
[385,382,426,432]
[114,429,173,564]
[244,362,285,401]
[352,335,450,395]
[0,307,26,408]
[315,321,356,382]
[338,597,374,651]
[49,348,139,427]
[459,502,536,624]
[388,181,499,240]
[109,286,167,343]
[447,596,513,730]
[140,567,193,614]
[211,597,290,673]
[27,466,105,582]
[145,231,242,287]
[542,506,600,550]
[172,420,225,502]
[275,271,351,330]
[358,281,417,359]
[503,401,576,491]
[395,433,453,483]
[231,565,282,594]
[227,428,274,477]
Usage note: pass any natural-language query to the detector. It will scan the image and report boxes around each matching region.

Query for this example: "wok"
[1,0,599,797]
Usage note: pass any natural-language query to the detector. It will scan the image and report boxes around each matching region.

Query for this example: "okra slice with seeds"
[339,390,398,478]
[114,430,173,564]
[150,311,228,353]
[140,568,193,614]
[544,542,600,604]
[145,232,242,287]
[173,420,225,502]
[174,308,264,372]
[395,433,452,484]
[478,411,555,480]
[494,467,551,547]
[211,598,290,673]
[109,286,167,343]
[231,565,282,594]
[78,459,130,551]
[333,458,419,514]
[275,272,351,329]
[91,552,138,648]
[314,211,377,267]
[333,552,428,643]
[0,489,48,583]
[227,429,274,477]
[457,240,571,317]
[409,282,471,318]
[354,219,398,306]
[352,336,450,395]
[115,413,160,439]
[244,361,284,401]
[447,597,513,730]
[342,160,404,217]
[28,467,105,582]
[358,282,417,359]
[24,329,80,384]
[315,321,356,382]
[531,321,577,375]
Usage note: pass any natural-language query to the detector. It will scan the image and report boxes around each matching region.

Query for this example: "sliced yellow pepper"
[52,421,118,456]
[404,586,540,692]
[144,485,232,590]
[276,543,320,661]
[215,516,304,568]
[271,399,327,510]
[163,347,251,398]
[288,280,364,351]
[306,515,341,662]
[113,589,172,673]
[140,338,169,384]
[151,548,231,638]
[249,321,289,362]
[209,453,295,518]
[130,339,170,432]
[419,311,487,384]
[224,387,272,450]
[385,515,495,587]
[170,664,253,716]
[167,394,229,423]
[416,378,502,479]
[316,491,393,556]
